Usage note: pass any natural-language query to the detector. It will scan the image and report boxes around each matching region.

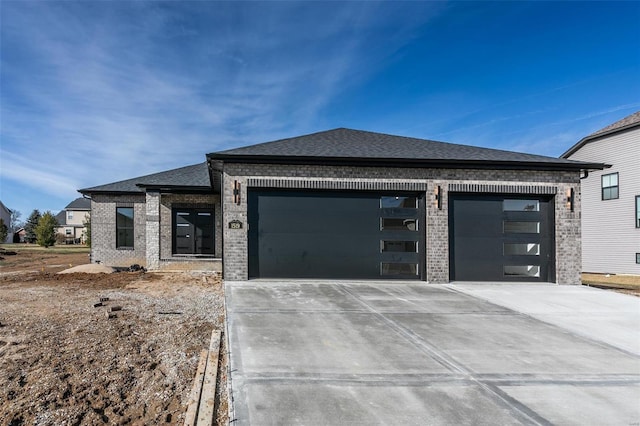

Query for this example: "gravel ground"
[0,271,228,425]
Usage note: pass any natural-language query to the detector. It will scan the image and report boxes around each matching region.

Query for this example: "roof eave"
[207,153,606,172]
[562,121,640,158]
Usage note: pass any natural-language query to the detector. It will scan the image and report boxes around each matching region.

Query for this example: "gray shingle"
[65,197,91,210]
[210,128,597,169]
[79,163,210,194]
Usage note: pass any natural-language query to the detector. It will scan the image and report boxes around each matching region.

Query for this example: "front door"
[173,208,214,255]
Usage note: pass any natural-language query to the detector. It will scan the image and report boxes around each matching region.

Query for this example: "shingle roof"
[561,111,640,158]
[65,197,91,210]
[210,128,602,170]
[55,211,66,226]
[79,163,211,194]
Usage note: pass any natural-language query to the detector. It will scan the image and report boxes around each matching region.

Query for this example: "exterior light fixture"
[566,187,574,212]
[233,180,241,205]
[435,185,442,210]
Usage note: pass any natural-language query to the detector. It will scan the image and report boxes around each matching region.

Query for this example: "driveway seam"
[336,284,552,426]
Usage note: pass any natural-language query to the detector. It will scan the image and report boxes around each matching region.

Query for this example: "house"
[55,197,91,244]
[561,111,640,275]
[80,128,605,283]
[0,200,11,243]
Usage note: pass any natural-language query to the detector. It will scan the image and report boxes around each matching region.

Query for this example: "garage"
[449,194,555,282]
[248,189,425,279]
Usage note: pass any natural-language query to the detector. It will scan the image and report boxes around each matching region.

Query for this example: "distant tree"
[35,211,58,248]
[0,218,8,243]
[10,209,22,232]
[24,209,41,243]
[83,214,91,247]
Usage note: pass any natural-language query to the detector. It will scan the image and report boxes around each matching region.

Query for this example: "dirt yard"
[0,249,227,425]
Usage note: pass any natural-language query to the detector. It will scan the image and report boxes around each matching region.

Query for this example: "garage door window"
[504,221,540,233]
[381,196,417,208]
[381,241,417,253]
[381,218,417,231]
[381,262,419,276]
[503,199,539,212]
[504,265,540,278]
[504,243,540,256]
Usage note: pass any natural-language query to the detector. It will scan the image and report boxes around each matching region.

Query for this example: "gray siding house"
[80,128,604,283]
[562,111,640,275]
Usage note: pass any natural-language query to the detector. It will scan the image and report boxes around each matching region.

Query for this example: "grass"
[582,273,640,290]
[0,243,90,254]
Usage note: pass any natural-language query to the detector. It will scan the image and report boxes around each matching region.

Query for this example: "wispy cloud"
[1,1,438,206]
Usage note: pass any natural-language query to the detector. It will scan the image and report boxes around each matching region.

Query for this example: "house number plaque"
[228,220,243,230]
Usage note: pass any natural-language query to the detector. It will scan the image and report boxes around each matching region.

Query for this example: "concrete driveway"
[225,281,640,425]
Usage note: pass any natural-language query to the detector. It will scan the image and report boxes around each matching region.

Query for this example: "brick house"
[80,128,604,283]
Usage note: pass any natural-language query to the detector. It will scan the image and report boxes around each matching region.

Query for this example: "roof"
[55,211,67,226]
[210,128,604,171]
[79,163,211,194]
[561,111,640,158]
[65,197,91,210]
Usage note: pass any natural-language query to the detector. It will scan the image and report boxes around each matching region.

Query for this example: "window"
[503,221,540,234]
[636,196,640,228]
[116,207,134,248]
[381,196,418,208]
[381,218,417,231]
[504,265,540,278]
[504,243,540,256]
[381,262,419,276]
[65,229,72,236]
[503,200,539,212]
[602,173,619,200]
[67,211,74,220]
[637,253,640,264]
[381,241,418,253]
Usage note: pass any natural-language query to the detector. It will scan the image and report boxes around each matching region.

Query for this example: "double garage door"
[248,189,554,282]
[248,189,424,279]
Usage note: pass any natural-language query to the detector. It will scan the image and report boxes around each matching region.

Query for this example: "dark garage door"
[248,189,424,279]
[449,194,555,282]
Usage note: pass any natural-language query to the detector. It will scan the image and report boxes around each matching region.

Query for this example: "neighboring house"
[13,228,26,243]
[55,197,91,244]
[562,111,640,275]
[0,200,11,243]
[80,128,604,283]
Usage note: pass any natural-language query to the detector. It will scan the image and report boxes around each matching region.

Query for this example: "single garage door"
[248,189,424,279]
[449,194,555,282]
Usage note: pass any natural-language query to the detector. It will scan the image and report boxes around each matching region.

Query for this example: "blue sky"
[1,1,639,219]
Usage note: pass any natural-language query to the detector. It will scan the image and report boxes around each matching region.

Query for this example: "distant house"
[562,111,640,275]
[13,228,26,243]
[80,128,605,284]
[0,200,11,243]
[55,197,91,244]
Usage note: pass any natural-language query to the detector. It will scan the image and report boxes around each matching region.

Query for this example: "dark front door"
[173,208,214,255]
[449,194,555,282]
[248,189,424,279]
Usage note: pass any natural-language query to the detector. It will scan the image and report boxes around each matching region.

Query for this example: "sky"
[1,1,639,221]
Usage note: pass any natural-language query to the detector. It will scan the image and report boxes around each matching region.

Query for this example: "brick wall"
[90,194,147,267]
[221,163,581,284]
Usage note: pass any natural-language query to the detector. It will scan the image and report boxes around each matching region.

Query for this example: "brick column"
[145,190,161,270]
